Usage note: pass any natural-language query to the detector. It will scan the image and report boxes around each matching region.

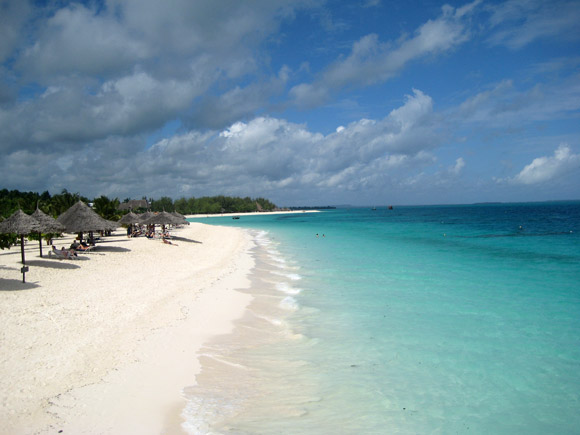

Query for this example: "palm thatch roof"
[118,212,141,225]
[0,209,43,235]
[31,208,65,233]
[0,210,43,283]
[57,201,118,233]
[171,211,190,225]
[138,211,155,224]
[142,211,184,226]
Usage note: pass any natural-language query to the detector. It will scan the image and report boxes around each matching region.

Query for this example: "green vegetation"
[1,189,277,219]
[0,189,88,218]
[0,189,277,250]
[164,195,276,214]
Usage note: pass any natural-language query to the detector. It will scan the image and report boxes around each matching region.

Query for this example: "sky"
[0,0,579,206]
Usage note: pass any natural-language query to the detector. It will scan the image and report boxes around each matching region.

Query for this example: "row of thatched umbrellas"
[0,201,189,283]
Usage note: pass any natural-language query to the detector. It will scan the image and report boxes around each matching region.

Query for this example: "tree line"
[0,189,277,220]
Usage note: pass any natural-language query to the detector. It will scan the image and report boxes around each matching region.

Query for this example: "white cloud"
[509,144,580,185]
[452,75,580,127]
[0,88,443,203]
[487,0,580,49]
[17,3,149,80]
[290,1,480,107]
[450,157,465,175]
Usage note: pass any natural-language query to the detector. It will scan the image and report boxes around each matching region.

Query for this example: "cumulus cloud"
[0,0,318,154]
[16,3,149,80]
[0,88,442,203]
[1,0,578,206]
[509,144,580,185]
[290,1,480,107]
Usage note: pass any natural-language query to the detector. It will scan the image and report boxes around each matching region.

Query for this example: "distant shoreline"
[185,209,320,219]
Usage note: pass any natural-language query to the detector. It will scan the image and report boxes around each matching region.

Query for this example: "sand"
[0,222,254,434]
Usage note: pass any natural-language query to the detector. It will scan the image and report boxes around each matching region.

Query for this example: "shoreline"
[0,223,254,434]
[180,228,311,432]
[185,210,320,219]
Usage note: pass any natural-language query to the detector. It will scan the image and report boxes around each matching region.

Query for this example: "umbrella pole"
[20,236,26,283]
[39,232,43,258]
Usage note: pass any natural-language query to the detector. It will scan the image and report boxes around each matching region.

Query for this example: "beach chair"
[76,245,95,254]
[50,247,75,260]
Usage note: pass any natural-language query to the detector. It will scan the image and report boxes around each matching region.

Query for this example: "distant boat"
[388,205,393,210]
[372,206,377,210]
[232,216,240,220]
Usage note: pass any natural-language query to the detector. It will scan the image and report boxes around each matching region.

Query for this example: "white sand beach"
[0,222,254,434]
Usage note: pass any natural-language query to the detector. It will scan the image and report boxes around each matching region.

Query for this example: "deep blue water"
[185,202,580,434]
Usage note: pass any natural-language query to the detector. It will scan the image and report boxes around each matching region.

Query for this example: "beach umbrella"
[171,211,190,225]
[31,208,65,258]
[142,211,183,226]
[57,201,118,242]
[118,212,140,225]
[137,211,155,224]
[0,209,43,283]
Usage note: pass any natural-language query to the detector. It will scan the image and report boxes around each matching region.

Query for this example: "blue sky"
[0,0,579,206]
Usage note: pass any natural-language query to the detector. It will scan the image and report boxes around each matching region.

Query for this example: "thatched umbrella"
[118,212,140,225]
[57,201,118,241]
[143,211,184,226]
[142,211,184,233]
[31,208,65,258]
[171,211,190,225]
[138,211,155,224]
[0,210,43,283]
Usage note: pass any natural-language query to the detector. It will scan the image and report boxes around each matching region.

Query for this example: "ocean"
[184,202,580,434]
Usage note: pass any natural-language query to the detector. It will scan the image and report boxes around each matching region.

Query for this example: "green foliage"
[150,196,174,212]
[93,195,121,220]
[1,188,278,230]
[0,233,17,250]
[151,195,277,215]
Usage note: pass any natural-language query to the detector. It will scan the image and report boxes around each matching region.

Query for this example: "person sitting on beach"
[70,239,91,252]
[75,243,91,251]
[162,236,177,246]
[52,245,73,258]
[64,246,78,257]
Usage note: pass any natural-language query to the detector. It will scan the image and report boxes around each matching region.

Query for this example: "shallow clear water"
[185,203,580,434]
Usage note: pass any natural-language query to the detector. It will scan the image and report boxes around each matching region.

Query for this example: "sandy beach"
[0,222,254,434]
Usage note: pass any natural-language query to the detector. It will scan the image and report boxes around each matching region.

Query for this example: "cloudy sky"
[1,0,579,206]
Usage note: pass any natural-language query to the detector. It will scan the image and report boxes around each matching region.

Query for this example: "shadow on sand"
[90,246,131,253]
[170,236,203,244]
[0,278,41,291]
[27,259,81,269]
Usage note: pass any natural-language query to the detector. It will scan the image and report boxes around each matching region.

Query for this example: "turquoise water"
[185,203,580,434]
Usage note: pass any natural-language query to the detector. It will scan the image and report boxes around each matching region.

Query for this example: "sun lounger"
[75,245,95,253]
[50,247,76,260]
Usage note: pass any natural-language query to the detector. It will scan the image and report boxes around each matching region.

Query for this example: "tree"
[93,195,121,220]
[150,196,174,212]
